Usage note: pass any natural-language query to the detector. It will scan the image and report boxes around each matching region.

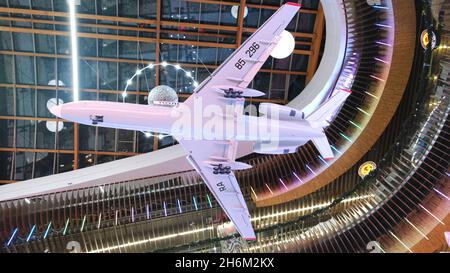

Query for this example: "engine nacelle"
[259,103,305,121]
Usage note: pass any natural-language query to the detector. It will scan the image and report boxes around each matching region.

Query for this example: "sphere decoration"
[46,98,65,133]
[270,30,295,59]
[147,85,179,106]
[121,62,198,100]
[231,5,248,19]
[45,120,64,133]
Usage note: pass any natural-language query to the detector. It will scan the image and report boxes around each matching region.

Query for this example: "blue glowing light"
[26,225,36,242]
[193,196,198,210]
[7,228,18,246]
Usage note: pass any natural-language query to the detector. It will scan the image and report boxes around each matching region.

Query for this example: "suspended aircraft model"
[50,3,351,240]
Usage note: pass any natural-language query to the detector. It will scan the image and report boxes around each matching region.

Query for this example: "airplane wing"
[183,2,301,111]
[181,139,256,240]
[177,3,301,240]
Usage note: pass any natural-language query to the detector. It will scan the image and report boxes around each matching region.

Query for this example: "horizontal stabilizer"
[311,135,334,160]
[306,89,351,127]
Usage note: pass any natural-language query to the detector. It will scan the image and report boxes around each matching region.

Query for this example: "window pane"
[36,120,55,149]
[138,42,156,61]
[34,152,55,178]
[137,132,154,153]
[0,151,13,180]
[118,0,137,18]
[35,34,55,54]
[58,122,74,150]
[0,119,14,147]
[98,61,117,90]
[36,57,56,85]
[9,0,30,8]
[37,89,57,118]
[139,0,157,19]
[96,0,117,16]
[98,127,115,151]
[56,36,70,55]
[0,55,14,83]
[16,119,35,148]
[79,37,97,57]
[79,124,95,150]
[31,0,53,11]
[0,31,12,50]
[16,88,35,116]
[13,32,33,52]
[15,55,35,85]
[119,63,137,90]
[57,58,72,86]
[79,60,97,89]
[119,40,137,59]
[57,153,74,173]
[0,87,14,115]
[15,151,34,181]
[98,39,117,58]
[117,129,134,152]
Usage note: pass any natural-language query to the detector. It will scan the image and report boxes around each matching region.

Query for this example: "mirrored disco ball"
[147,85,179,106]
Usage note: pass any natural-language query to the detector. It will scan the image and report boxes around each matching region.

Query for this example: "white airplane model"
[50,3,351,240]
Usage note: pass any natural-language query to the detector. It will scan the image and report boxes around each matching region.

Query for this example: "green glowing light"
[349,120,363,130]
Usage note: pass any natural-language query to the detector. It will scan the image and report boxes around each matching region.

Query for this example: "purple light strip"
[305,164,316,175]
[265,183,274,195]
[146,204,151,220]
[370,75,385,82]
[433,188,450,201]
[374,57,389,64]
[131,207,135,222]
[163,201,168,217]
[177,199,183,213]
[278,178,288,190]
[376,41,392,47]
[375,23,392,28]
[293,172,304,184]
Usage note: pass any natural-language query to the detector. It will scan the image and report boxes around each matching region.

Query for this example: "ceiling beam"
[236,0,247,46]
[305,3,325,83]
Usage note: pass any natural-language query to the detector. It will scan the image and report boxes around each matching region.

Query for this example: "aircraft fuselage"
[51,100,323,145]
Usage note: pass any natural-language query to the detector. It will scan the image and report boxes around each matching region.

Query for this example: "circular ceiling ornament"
[148,85,179,106]
[45,120,64,133]
[231,5,248,19]
[270,30,295,59]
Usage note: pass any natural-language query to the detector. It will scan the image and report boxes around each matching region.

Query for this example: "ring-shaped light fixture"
[121,62,199,99]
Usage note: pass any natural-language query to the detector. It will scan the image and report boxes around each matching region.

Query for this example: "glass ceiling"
[0,0,321,183]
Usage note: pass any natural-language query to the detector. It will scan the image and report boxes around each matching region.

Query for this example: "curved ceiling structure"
[0,0,448,254]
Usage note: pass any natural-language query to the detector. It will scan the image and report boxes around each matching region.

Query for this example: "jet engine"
[259,103,306,121]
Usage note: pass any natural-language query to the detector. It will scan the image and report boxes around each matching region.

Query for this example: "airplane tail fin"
[306,89,351,160]
[306,89,352,128]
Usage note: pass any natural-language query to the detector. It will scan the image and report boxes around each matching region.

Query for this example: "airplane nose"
[49,105,62,117]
